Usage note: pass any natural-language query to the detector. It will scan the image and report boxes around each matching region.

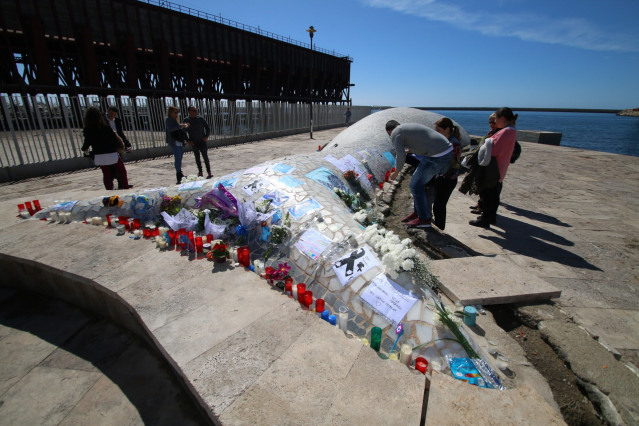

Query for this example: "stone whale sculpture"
[35,108,497,380]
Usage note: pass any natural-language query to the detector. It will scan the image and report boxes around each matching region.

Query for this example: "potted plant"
[207,242,230,263]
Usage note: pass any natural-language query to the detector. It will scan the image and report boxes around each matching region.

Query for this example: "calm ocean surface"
[429,110,639,157]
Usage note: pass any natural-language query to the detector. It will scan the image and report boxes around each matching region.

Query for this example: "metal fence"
[0,93,369,168]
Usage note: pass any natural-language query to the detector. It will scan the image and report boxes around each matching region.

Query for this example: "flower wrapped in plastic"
[196,184,238,219]
[160,208,199,231]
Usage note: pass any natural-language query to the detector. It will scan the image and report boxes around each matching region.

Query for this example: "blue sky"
[174,0,638,109]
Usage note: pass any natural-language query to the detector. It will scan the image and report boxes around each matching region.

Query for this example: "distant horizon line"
[366,106,623,114]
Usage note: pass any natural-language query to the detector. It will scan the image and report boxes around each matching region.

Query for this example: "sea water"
[430,110,639,157]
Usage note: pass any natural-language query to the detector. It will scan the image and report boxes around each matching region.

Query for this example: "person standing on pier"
[387,120,453,228]
[344,108,352,126]
[430,117,462,230]
[165,106,190,184]
[183,106,213,179]
[469,107,518,229]
[105,106,132,153]
[82,107,131,190]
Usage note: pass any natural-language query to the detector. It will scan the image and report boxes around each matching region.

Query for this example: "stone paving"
[1,122,638,424]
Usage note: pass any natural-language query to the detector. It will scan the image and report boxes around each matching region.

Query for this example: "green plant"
[413,300,479,359]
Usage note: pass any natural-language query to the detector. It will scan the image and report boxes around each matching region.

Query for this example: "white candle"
[64,212,72,223]
[338,311,348,331]
[400,344,412,366]
[292,286,298,300]
[19,210,30,219]
[49,212,58,222]
[134,229,142,237]
[201,236,207,243]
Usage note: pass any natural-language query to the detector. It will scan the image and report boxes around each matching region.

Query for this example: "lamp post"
[306,25,316,139]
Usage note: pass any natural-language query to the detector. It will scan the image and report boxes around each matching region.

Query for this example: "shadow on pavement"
[0,288,210,425]
[479,215,602,271]
[501,203,572,227]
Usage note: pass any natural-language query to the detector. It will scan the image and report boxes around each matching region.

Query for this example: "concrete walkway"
[1,127,637,424]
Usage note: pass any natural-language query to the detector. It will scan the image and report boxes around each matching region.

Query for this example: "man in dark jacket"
[105,106,132,152]
[183,106,212,178]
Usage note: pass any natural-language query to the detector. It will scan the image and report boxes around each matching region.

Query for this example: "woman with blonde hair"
[165,106,190,184]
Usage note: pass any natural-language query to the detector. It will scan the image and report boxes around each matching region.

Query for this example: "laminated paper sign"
[294,228,332,260]
[360,273,418,325]
[332,246,380,286]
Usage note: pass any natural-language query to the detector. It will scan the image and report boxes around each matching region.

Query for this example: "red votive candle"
[176,229,187,249]
[106,214,113,227]
[206,234,213,243]
[284,279,293,296]
[152,227,159,237]
[33,200,41,211]
[25,201,34,215]
[385,171,390,182]
[168,230,176,244]
[415,357,429,374]
[304,291,313,308]
[237,246,250,267]
[187,230,195,244]
[195,236,203,253]
[133,219,141,230]
[119,216,129,230]
[379,182,384,189]
[315,298,325,313]
[296,283,306,302]
[143,228,151,238]
[18,203,25,211]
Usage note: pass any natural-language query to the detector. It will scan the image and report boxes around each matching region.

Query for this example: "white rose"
[401,259,414,271]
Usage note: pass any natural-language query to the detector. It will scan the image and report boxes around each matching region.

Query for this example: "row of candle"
[267,273,431,373]
[49,211,73,223]
[17,200,42,218]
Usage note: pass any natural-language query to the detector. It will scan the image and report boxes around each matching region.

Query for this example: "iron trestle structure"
[0,0,353,103]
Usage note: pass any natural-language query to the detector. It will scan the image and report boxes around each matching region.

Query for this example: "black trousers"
[191,140,211,174]
[432,177,457,230]
[479,182,503,225]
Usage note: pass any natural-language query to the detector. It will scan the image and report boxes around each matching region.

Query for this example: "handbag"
[114,134,126,155]
[171,128,188,142]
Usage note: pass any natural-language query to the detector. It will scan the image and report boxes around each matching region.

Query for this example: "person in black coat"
[105,106,132,152]
[183,106,212,178]
[82,107,131,190]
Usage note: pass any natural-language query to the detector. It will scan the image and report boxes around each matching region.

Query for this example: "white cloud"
[362,0,639,53]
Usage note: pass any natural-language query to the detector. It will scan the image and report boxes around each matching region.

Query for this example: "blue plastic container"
[463,306,477,327]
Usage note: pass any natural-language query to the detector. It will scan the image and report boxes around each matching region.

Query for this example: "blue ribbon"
[236,224,248,239]
[261,226,271,242]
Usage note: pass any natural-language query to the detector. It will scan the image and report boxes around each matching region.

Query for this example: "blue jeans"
[410,153,452,220]
[170,144,183,173]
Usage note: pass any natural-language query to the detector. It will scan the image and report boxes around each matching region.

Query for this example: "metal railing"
[0,93,369,168]
[145,0,352,60]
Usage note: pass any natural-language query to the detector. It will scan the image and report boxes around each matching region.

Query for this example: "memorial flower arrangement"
[362,224,437,288]
[208,242,229,262]
[343,169,371,202]
[160,195,182,216]
[181,175,208,183]
[353,209,371,226]
[264,262,292,289]
[333,187,363,212]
